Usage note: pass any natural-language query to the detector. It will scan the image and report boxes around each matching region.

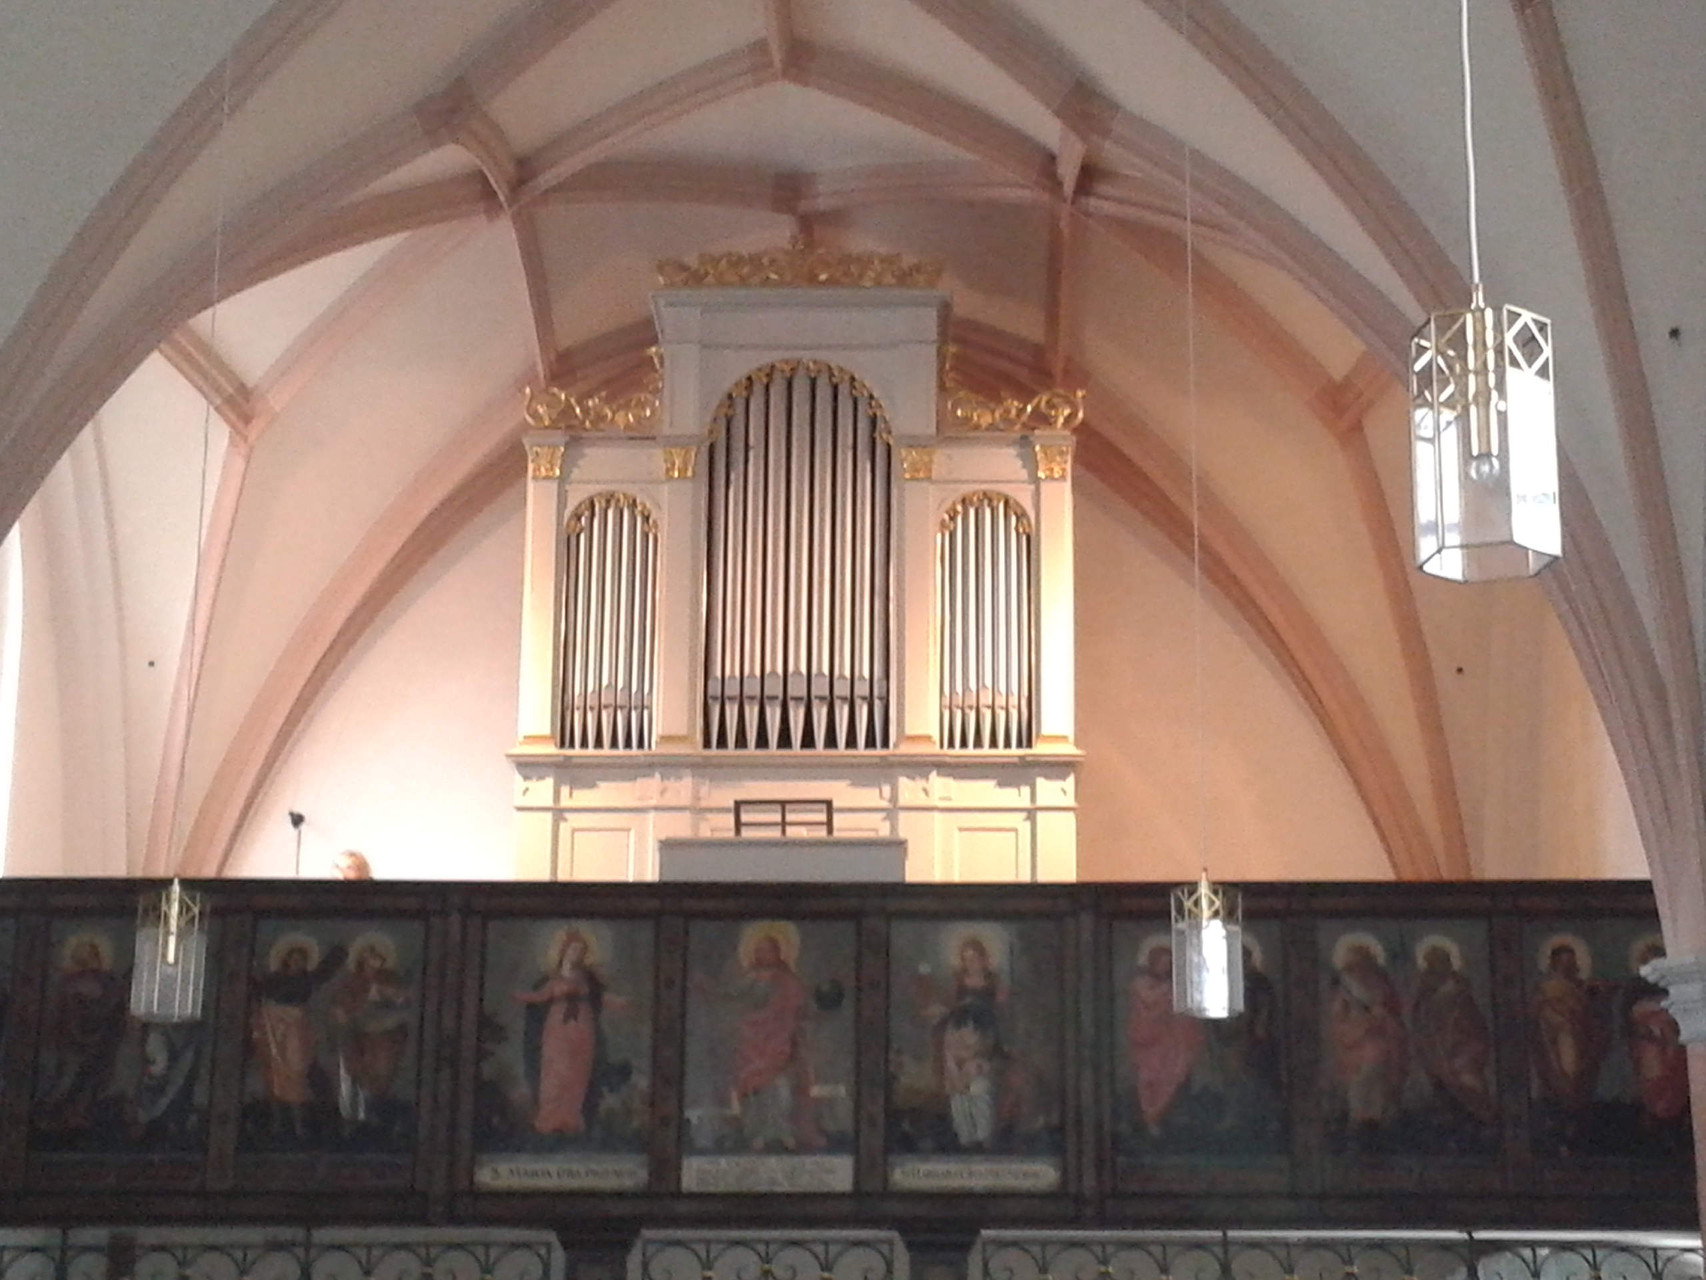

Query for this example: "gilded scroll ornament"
[1033,443,1073,481]
[939,347,1086,434]
[526,444,563,480]
[657,236,942,289]
[662,446,698,480]
[523,349,662,434]
[898,447,935,480]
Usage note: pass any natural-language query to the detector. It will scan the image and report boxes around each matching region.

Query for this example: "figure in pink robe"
[1126,945,1206,1134]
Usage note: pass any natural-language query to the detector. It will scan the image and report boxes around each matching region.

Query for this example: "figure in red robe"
[1126,944,1205,1134]
[726,932,824,1151]
[1328,941,1408,1132]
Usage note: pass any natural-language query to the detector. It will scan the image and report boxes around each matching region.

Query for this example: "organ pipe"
[939,492,1035,750]
[703,360,893,750]
[561,492,658,750]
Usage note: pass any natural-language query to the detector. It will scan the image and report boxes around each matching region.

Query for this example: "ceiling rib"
[1135,0,1460,311]
[518,42,779,203]
[905,0,1414,359]
[184,343,659,877]
[158,327,269,444]
[1511,0,1704,864]
[0,0,347,440]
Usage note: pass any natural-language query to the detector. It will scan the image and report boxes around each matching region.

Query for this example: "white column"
[656,446,701,748]
[516,433,565,745]
[1033,435,1075,744]
[897,459,937,748]
[1643,954,1706,1043]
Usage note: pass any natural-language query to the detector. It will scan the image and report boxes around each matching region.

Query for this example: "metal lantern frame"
[1412,0,1560,583]
[130,878,209,1023]
[1170,873,1244,1020]
[1412,288,1559,581]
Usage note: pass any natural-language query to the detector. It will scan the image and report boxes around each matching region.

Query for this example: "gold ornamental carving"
[940,346,1085,434]
[523,349,662,434]
[657,236,942,289]
[1033,442,1073,481]
[526,444,563,480]
[898,447,935,480]
[662,446,697,480]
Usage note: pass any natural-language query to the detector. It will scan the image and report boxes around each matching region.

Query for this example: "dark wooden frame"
[0,877,1688,1238]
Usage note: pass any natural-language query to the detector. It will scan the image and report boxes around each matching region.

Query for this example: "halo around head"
[739,920,800,970]
[1332,931,1388,971]
[1628,931,1666,975]
[268,932,321,973]
[346,930,399,971]
[60,930,114,971]
[944,923,1010,974]
[1537,932,1592,979]
[1414,933,1464,972]
[544,921,608,970]
[1135,931,1173,972]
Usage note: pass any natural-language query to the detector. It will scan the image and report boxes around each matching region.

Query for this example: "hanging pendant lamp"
[1171,872,1244,1020]
[131,879,209,1022]
[1412,0,1559,581]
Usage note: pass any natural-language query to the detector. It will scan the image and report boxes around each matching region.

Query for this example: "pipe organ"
[512,246,1080,883]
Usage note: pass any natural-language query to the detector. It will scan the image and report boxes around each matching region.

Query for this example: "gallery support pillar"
[1640,951,1706,1233]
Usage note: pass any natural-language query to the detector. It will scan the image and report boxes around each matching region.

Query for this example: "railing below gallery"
[0,1229,562,1280]
[631,1232,906,1280]
[970,1233,1705,1280]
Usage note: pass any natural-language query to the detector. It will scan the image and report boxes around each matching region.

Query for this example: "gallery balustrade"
[0,878,1689,1234]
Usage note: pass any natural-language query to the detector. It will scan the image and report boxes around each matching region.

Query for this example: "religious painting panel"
[1317,919,1500,1168]
[1110,919,1286,1186]
[886,917,1065,1193]
[1523,917,1691,1169]
[29,916,212,1169]
[238,916,426,1176]
[473,917,655,1191]
[680,917,856,1193]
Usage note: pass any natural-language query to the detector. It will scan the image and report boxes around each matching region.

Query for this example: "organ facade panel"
[511,267,1080,882]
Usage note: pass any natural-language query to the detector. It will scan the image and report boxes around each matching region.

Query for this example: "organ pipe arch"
[560,491,658,750]
[702,359,893,750]
[938,490,1035,750]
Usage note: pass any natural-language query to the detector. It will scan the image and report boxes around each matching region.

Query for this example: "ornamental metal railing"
[969,1232,1704,1280]
[0,1229,561,1280]
[633,1230,905,1280]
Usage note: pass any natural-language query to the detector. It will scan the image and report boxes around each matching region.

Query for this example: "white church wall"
[225,486,523,880]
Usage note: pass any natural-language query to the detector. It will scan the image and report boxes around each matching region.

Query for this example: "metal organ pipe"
[939,492,1035,751]
[560,492,658,750]
[703,360,893,750]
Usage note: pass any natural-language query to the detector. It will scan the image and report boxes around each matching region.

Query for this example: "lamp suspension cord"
[1460,0,1482,293]
[1182,0,1205,873]
[166,42,234,873]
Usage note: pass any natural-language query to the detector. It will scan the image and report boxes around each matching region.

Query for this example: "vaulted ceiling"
[0,1,1698,905]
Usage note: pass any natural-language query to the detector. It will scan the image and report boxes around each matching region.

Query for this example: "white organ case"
[511,277,1079,883]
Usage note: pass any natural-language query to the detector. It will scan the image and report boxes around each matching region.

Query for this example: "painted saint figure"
[37,933,128,1133]
[515,926,628,1135]
[1125,941,1205,1134]
[251,934,346,1138]
[1326,936,1408,1133]
[1622,936,1688,1125]
[1409,937,1496,1124]
[1531,936,1612,1112]
[917,933,1012,1149]
[327,933,412,1131]
[700,921,827,1152]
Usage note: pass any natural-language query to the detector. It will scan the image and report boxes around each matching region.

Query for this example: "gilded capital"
[526,443,563,480]
[1033,442,1073,481]
[898,446,935,480]
[662,446,698,480]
